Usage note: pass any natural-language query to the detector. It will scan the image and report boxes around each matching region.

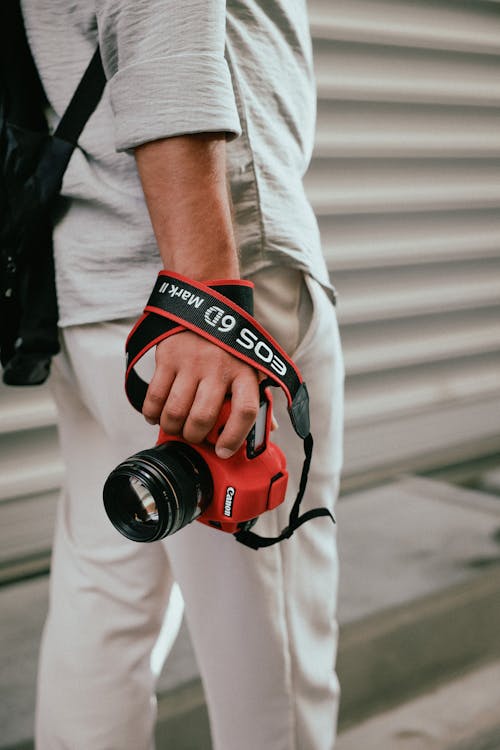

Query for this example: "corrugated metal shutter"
[0,383,60,581]
[1,0,500,574]
[307,0,500,486]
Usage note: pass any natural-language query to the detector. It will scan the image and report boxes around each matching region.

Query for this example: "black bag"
[0,0,104,385]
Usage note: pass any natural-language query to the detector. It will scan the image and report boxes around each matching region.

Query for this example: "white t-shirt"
[21,0,332,326]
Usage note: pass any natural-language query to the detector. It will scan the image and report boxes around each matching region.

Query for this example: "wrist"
[163,242,240,282]
[155,195,240,281]
[150,271,253,313]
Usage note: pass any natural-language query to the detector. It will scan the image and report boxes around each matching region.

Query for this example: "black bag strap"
[0,2,105,142]
[125,272,336,549]
[54,47,106,146]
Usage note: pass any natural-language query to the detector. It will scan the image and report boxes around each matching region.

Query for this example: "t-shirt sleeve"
[95,1,242,151]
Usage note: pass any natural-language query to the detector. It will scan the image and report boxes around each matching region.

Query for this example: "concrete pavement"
[1,474,500,749]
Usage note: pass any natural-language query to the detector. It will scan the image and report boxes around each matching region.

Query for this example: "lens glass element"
[128,477,159,524]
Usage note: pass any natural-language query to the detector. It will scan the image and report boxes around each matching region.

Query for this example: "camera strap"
[125,271,335,549]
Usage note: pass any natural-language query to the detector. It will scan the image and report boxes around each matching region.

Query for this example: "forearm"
[134,132,257,456]
[134,133,240,281]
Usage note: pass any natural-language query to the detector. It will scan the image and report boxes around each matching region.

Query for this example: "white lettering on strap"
[236,327,287,376]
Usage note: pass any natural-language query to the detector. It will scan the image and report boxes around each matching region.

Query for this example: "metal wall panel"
[307,0,500,482]
[1,0,500,571]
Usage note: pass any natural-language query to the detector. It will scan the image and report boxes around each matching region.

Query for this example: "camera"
[103,389,288,542]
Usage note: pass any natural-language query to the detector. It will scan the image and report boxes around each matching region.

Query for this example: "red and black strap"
[126,271,311,438]
[125,271,335,549]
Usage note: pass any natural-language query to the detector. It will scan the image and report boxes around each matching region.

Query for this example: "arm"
[134,133,259,457]
[95,2,259,456]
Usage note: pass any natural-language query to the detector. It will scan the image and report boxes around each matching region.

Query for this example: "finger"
[142,365,176,425]
[215,372,259,458]
[182,380,227,444]
[271,414,278,431]
[160,375,199,436]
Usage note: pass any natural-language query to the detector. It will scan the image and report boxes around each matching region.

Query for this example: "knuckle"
[142,401,160,420]
[161,420,181,436]
[182,425,204,444]
[146,389,165,405]
[165,403,187,423]
[190,406,217,428]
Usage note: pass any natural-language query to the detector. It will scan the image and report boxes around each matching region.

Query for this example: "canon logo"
[224,486,235,517]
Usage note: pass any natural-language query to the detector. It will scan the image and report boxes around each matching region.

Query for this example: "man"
[22,1,344,748]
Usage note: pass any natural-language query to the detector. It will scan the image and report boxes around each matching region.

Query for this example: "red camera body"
[156,390,288,534]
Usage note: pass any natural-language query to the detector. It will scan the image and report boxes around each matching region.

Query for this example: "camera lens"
[103,442,213,542]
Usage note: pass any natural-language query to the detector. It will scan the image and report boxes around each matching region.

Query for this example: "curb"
[336,565,500,729]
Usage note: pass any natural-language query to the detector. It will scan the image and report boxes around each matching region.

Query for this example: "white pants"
[35,267,344,750]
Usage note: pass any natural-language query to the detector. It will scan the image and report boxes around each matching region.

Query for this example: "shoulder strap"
[54,47,106,146]
[0,2,105,142]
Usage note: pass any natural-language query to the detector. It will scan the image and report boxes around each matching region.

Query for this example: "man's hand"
[142,331,259,458]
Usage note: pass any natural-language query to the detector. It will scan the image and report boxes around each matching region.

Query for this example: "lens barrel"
[103,442,213,542]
